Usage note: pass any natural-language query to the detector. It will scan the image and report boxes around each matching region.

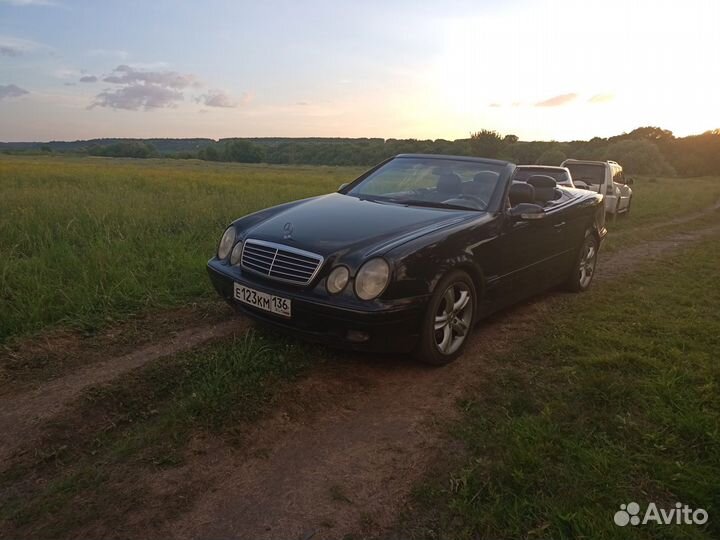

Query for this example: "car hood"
[245,193,479,257]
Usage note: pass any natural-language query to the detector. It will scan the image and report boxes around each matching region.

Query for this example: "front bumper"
[207,260,426,353]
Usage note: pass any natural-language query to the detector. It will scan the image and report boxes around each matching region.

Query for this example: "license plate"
[234,283,292,318]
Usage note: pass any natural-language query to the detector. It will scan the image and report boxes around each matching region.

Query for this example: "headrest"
[463,181,484,195]
[526,175,557,189]
[473,171,499,183]
[437,173,461,193]
[509,182,535,205]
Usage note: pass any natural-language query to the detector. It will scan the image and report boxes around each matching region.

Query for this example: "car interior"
[402,170,498,210]
[419,171,569,211]
[507,174,573,209]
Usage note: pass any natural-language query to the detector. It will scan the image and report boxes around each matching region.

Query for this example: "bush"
[223,140,264,163]
[470,130,504,158]
[89,141,157,159]
[604,139,675,176]
[535,148,567,166]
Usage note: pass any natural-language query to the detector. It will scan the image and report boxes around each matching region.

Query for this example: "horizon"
[1,0,719,142]
[0,125,716,146]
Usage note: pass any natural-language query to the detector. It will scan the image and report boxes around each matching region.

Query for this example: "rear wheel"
[565,231,598,292]
[414,270,476,366]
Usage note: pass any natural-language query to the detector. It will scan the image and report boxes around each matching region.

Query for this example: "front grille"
[240,239,324,285]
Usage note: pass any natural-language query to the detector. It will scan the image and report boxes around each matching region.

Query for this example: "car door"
[534,204,576,287]
[491,206,559,308]
[615,170,632,211]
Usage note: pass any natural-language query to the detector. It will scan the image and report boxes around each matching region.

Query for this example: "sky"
[1,0,719,142]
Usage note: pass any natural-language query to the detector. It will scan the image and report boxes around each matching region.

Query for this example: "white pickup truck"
[561,159,633,215]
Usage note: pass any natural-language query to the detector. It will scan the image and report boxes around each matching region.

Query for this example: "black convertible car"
[207,154,607,364]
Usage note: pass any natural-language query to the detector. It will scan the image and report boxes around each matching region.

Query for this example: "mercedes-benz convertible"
[207,154,607,365]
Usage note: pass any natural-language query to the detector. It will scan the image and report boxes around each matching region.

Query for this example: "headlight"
[217,227,236,260]
[354,258,390,300]
[326,266,349,294]
[230,241,243,265]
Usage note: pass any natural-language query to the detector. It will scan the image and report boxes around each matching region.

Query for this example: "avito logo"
[614,502,708,527]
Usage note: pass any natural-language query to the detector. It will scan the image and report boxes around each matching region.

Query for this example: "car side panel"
[388,198,597,319]
[486,215,555,310]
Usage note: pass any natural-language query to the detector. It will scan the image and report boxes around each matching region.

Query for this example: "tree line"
[206,127,720,176]
[4,127,720,177]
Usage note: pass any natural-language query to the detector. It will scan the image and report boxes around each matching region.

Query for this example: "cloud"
[588,93,614,104]
[197,89,252,108]
[92,84,183,110]
[0,45,21,56]
[91,65,201,111]
[0,84,29,100]
[0,36,40,56]
[103,64,199,89]
[79,75,98,83]
[197,90,237,108]
[535,93,577,107]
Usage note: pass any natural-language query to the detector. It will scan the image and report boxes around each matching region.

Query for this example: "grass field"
[1,154,719,345]
[400,237,720,539]
[0,155,363,342]
[1,154,718,538]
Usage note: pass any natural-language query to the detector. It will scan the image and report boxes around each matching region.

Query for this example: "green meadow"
[1,154,719,343]
[0,155,363,342]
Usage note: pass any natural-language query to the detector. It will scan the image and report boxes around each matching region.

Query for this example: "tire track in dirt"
[165,222,720,540]
[0,318,248,464]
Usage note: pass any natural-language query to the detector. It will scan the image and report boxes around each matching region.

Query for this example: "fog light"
[346,330,369,343]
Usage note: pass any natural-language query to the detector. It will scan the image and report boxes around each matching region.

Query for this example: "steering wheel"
[457,194,487,208]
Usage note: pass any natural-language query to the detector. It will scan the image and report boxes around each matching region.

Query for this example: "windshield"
[514,168,570,184]
[565,163,605,185]
[346,157,505,211]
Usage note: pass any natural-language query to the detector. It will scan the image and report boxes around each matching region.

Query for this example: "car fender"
[430,257,487,303]
[385,217,497,302]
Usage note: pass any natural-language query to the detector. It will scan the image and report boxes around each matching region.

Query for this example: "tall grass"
[1,156,718,343]
[0,155,363,342]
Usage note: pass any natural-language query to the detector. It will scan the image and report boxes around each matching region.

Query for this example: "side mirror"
[508,203,546,220]
[338,183,348,191]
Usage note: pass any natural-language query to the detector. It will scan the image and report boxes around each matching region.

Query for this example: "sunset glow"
[1,0,718,141]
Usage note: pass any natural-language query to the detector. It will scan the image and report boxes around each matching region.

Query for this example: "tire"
[414,270,476,366]
[624,196,632,216]
[565,231,599,293]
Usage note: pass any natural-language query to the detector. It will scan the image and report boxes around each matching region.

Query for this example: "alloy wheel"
[433,283,473,355]
[579,239,597,288]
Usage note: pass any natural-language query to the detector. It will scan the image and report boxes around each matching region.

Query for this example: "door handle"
[553,221,566,229]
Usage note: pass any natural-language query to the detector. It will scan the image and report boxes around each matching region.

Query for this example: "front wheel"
[565,231,598,292]
[414,270,476,366]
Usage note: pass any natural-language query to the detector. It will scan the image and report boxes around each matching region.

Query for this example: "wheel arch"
[428,258,486,306]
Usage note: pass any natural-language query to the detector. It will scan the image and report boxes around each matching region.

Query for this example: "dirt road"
[166,221,720,540]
